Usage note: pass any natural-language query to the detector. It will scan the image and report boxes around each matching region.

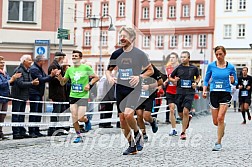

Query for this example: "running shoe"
[186,114,192,129]
[180,132,186,140]
[73,136,83,143]
[212,142,222,151]
[151,118,158,133]
[248,115,251,120]
[122,146,137,155]
[85,120,92,131]
[135,133,144,151]
[241,121,246,124]
[143,134,148,142]
[169,129,178,136]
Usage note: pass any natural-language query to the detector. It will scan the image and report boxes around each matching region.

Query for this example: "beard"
[120,38,132,48]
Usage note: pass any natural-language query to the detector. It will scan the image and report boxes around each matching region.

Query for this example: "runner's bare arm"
[106,67,116,85]
[140,63,154,78]
[56,74,68,86]
[89,73,99,86]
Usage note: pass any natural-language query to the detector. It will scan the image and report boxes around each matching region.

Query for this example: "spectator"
[0,56,21,140]
[62,58,71,110]
[11,54,39,139]
[152,85,164,118]
[28,55,58,137]
[231,85,239,112]
[98,75,116,128]
[48,52,67,136]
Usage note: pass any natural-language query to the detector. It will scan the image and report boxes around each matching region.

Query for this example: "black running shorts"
[69,97,88,106]
[175,94,194,112]
[209,91,232,109]
[116,84,141,113]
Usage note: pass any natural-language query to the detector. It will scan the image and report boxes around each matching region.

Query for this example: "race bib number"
[213,81,226,91]
[241,90,248,97]
[168,81,174,86]
[118,69,133,80]
[181,80,192,88]
[141,90,150,98]
[72,84,83,92]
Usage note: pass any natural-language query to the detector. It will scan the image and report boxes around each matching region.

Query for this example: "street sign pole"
[59,0,64,52]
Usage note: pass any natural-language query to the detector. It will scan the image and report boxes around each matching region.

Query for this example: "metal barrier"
[192,92,210,115]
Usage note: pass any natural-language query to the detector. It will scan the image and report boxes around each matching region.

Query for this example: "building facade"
[0,0,75,72]
[215,0,252,75]
[76,0,215,77]
[137,0,215,77]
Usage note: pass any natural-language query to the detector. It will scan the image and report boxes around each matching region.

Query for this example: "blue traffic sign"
[36,47,46,55]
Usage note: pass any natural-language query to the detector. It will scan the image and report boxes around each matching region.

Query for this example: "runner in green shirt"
[56,50,99,143]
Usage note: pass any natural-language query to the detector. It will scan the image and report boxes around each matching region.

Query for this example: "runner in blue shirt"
[203,46,238,151]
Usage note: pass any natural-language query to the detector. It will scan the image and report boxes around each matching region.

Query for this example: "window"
[155,6,163,18]
[184,35,191,47]
[170,35,177,47]
[143,7,149,19]
[101,31,108,46]
[197,4,204,16]
[102,3,109,16]
[96,63,104,77]
[238,0,246,10]
[85,4,92,18]
[84,31,91,46]
[237,24,245,38]
[225,0,232,10]
[182,5,190,17]
[118,2,125,17]
[169,6,176,18]
[224,24,232,38]
[8,0,35,22]
[199,34,206,47]
[143,35,150,47]
[156,35,164,47]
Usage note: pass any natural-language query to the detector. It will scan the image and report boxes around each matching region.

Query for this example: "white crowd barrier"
[0,95,170,127]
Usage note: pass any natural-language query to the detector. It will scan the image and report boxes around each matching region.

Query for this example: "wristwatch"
[88,82,93,87]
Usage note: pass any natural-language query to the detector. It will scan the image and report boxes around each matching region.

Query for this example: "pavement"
[0,108,252,166]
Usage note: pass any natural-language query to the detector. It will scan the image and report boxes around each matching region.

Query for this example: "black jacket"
[11,63,33,101]
[29,62,52,96]
[48,60,66,101]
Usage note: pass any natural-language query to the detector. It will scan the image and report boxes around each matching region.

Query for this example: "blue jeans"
[12,100,27,135]
[28,95,42,134]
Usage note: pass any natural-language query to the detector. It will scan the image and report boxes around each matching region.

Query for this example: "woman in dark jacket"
[0,56,21,140]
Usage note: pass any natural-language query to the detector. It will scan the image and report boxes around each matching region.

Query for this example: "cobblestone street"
[0,110,252,167]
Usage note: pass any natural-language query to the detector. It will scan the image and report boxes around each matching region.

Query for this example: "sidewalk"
[1,109,251,166]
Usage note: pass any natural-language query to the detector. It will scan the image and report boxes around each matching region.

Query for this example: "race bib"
[72,84,83,92]
[181,80,192,88]
[118,68,133,80]
[241,90,248,97]
[141,90,150,98]
[168,81,174,86]
[213,81,226,91]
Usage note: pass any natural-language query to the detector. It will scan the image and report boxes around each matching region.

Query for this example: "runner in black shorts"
[237,67,252,124]
[136,64,163,142]
[57,50,99,143]
[105,27,153,155]
[203,46,238,151]
[164,52,180,136]
[170,51,200,140]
